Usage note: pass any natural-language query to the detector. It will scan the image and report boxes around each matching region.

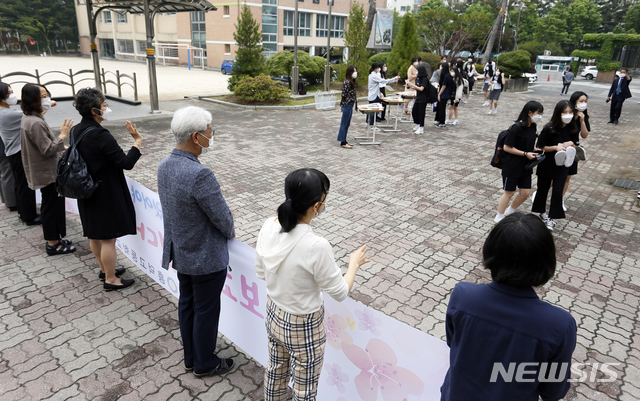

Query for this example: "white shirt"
[368,71,397,101]
[255,218,349,315]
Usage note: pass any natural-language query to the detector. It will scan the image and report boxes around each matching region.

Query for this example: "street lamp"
[514,3,527,50]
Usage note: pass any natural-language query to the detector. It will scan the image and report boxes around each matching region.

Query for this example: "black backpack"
[491,122,522,169]
[426,83,438,104]
[56,126,99,199]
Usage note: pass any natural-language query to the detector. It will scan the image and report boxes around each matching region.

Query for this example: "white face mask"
[197,132,213,154]
[619,73,626,78]
[352,71,358,79]
[315,200,327,216]
[41,97,52,111]
[531,114,543,124]
[101,107,113,121]
[451,72,455,77]
[6,93,18,105]
[414,62,419,66]
[576,103,587,111]
[561,114,573,124]
[383,66,387,72]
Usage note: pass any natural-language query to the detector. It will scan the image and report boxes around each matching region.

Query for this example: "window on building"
[191,11,207,66]
[316,15,345,38]
[137,40,147,55]
[283,11,311,36]
[262,0,278,57]
[118,39,134,54]
[400,6,406,11]
[313,0,319,3]
[225,44,231,54]
[99,13,102,23]
[116,12,128,23]
[224,6,230,15]
[103,11,112,23]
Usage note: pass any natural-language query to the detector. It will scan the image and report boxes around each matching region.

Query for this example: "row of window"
[282,12,345,38]
[115,40,180,57]
[99,11,175,24]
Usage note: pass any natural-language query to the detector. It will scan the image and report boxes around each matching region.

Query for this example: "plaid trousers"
[264,297,326,401]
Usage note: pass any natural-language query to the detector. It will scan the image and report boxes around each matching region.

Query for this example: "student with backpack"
[494,101,545,223]
[446,66,467,126]
[406,64,431,134]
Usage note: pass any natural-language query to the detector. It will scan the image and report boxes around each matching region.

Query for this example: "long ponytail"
[277,168,330,233]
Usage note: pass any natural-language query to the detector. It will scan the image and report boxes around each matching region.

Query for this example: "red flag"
[27,38,36,45]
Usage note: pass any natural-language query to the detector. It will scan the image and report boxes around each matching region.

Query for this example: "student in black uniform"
[562,91,591,210]
[494,101,544,223]
[531,100,578,231]
[406,64,430,135]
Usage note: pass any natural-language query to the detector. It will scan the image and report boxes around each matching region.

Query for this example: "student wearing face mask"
[494,101,544,223]
[445,67,467,126]
[435,62,452,128]
[377,63,390,122]
[482,60,495,106]
[406,64,430,134]
[606,68,633,124]
[19,83,77,255]
[487,68,505,115]
[367,62,398,126]
[73,87,142,289]
[337,66,357,148]
[0,83,19,213]
[404,57,421,114]
[255,168,370,401]
[463,59,477,103]
[531,100,578,231]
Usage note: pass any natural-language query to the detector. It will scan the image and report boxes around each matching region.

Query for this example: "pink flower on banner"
[325,312,353,350]
[325,363,349,393]
[342,339,424,401]
[355,309,382,336]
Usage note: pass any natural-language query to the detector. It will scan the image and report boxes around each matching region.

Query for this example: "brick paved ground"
[1,89,639,400]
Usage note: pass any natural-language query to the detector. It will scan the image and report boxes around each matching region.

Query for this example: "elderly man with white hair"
[157,106,235,377]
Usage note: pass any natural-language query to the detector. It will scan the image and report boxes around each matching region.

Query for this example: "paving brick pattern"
[1,90,639,400]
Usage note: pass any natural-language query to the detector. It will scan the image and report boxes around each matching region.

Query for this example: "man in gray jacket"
[157,106,235,377]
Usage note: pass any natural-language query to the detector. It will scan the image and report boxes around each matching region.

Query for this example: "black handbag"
[55,126,99,199]
[525,150,546,170]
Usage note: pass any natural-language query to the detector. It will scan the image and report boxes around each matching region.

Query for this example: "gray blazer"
[157,149,234,275]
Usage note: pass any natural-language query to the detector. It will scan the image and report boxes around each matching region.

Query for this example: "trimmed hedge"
[233,74,289,103]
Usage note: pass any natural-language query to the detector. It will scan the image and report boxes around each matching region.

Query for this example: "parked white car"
[522,72,538,83]
[580,66,598,80]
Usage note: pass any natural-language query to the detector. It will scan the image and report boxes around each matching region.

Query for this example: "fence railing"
[0,68,138,102]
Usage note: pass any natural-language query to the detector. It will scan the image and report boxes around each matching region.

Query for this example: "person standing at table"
[607,68,632,124]
[404,57,421,114]
[366,62,398,127]
[435,62,453,128]
[337,65,357,149]
[0,83,39,225]
[407,65,430,134]
[377,63,390,122]
[158,106,236,377]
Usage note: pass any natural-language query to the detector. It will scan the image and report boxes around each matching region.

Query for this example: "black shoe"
[185,365,193,372]
[607,121,614,124]
[104,278,135,291]
[98,267,126,281]
[46,241,76,256]
[8,206,18,212]
[194,358,234,377]
[24,215,42,226]
[614,120,619,124]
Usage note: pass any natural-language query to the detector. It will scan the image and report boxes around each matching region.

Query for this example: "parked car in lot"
[580,66,598,80]
[221,59,235,74]
[522,72,538,83]
[271,75,309,88]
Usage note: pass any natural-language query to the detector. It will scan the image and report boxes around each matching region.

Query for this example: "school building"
[74,0,388,71]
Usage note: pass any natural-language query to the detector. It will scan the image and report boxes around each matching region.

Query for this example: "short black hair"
[20,83,43,116]
[483,213,556,288]
[0,83,10,102]
[411,56,422,63]
[74,87,106,118]
[516,100,544,125]
[417,64,428,79]
[620,68,628,73]
[277,168,330,233]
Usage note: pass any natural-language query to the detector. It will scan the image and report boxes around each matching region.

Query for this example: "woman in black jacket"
[73,88,142,290]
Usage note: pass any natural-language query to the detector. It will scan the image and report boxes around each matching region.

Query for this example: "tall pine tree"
[343,3,369,85]
[232,5,263,79]
[389,13,420,78]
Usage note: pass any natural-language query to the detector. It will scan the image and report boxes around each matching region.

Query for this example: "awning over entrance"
[83,0,217,112]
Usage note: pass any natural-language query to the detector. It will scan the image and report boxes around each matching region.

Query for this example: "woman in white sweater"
[255,168,369,401]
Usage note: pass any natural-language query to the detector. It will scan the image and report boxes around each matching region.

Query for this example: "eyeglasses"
[197,128,215,139]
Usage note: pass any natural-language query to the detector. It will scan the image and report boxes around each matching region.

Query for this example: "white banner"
[61,177,450,399]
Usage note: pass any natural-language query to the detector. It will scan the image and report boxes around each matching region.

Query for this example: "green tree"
[567,0,602,46]
[389,12,420,78]
[231,4,263,87]
[342,3,369,84]
[535,4,569,44]
[264,50,322,83]
[417,9,489,58]
[513,0,541,44]
[624,4,640,33]
[496,50,531,77]
[419,0,447,11]
[594,0,635,33]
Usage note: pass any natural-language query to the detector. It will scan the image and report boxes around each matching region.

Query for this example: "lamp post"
[292,0,299,95]
[514,3,527,50]
[323,0,333,92]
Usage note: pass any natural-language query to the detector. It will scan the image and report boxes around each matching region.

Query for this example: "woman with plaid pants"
[255,168,370,400]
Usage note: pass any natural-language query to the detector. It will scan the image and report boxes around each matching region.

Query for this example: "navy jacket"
[157,149,234,275]
[608,76,632,99]
[441,282,577,401]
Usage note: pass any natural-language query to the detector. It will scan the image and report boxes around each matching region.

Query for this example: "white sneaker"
[539,212,549,222]
[462,99,468,104]
[562,201,567,212]
[564,146,576,167]
[555,150,567,166]
[532,191,537,203]
[545,218,556,231]
[488,109,494,115]
[415,127,423,135]
[494,213,505,223]
[492,108,497,114]
[445,120,452,125]
[453,120,459,125]
[505,206,517,216]
[414,125,421,131]
[482,101,489,107]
